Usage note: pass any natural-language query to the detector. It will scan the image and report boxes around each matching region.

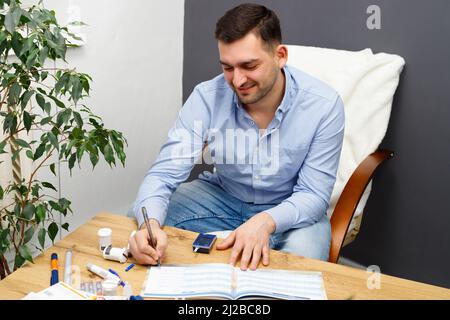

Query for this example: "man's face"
[218,32,285,105]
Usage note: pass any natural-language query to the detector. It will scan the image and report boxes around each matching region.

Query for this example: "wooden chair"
[328,149,394,263]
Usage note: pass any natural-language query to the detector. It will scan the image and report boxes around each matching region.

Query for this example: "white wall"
[31,0,185,238]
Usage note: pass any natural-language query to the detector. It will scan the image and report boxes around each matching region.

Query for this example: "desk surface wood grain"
[0,212,449,300]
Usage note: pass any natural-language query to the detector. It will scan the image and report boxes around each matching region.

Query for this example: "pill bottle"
[97,228,112,251]
[101,279,118,296]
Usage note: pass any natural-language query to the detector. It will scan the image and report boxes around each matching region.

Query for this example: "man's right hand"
[128,219,168,265]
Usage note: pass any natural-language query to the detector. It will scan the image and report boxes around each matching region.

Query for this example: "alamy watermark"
[366,265,381,290]
[367,5,381,30]
[169,121,281,176]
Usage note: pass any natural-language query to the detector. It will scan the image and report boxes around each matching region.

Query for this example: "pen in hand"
[141,207,161,266]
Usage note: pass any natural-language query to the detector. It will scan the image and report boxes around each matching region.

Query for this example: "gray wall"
[183,0,450,288]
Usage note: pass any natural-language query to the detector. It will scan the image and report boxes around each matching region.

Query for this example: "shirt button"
[254,175,260,180]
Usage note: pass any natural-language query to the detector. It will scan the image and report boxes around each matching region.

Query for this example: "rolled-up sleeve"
[133,86,211,228]
[266,94,345,233]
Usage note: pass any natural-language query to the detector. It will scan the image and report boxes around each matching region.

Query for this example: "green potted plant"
[0,0,127,278]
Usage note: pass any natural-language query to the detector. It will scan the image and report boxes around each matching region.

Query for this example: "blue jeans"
[163,179,331,261]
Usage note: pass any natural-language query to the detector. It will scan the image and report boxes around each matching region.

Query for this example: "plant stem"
[1,255,11,276]
[19,220,26,248]
[0,201,15,213]
[0,127,26,146]
[0,85,10,112]
[0,257,6,279]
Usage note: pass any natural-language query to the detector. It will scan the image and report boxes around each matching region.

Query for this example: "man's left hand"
[216,212,276,270]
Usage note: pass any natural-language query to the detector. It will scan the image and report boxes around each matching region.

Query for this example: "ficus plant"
[0,0,127,278]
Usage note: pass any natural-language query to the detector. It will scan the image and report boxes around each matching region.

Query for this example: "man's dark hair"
[215,3,282,50]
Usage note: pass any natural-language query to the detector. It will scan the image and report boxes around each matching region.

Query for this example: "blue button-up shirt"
[134,65,345,233]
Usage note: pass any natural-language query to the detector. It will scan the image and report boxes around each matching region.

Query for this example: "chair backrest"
[285,45,404,245]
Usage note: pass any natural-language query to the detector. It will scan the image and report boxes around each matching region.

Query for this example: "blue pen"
[125,263,135,272]
[108,268,125,287]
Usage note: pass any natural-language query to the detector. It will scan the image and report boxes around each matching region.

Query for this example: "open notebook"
[141,263,327,300]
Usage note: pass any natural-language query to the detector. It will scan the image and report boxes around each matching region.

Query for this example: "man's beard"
[234,69,279,105]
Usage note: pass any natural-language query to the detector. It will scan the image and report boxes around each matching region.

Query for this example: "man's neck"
[243,69,286,130]
[244,69,286,117]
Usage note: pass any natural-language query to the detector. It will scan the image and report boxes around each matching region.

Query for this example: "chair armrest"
[328,149,394,264]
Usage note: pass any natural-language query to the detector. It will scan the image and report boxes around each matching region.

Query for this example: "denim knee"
[276,215,331,261]
[165,180,243,233]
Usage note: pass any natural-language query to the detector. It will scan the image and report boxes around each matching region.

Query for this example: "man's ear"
[276,44,288,68]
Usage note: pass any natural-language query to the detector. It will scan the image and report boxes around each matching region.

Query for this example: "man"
[128,3,344,270]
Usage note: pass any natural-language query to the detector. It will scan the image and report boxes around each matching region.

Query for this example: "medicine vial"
[101,279,118,296]
[97,228,112,251]
[102,245,128,263]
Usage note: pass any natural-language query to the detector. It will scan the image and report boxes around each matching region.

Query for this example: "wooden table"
[0,212,449,300]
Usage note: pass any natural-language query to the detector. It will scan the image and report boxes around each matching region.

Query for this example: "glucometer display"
[192,233,217,254]
[197,236,213,246]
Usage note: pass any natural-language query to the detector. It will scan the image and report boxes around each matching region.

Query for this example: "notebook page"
[142,264,234,298]
[235,268,327,300]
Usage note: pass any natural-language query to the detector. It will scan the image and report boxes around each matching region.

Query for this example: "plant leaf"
[23,203,35,220]
[35,93,46,110]
[39,47,48,65]
[55,72,69,94]
[5,8,22,33]
[56,108,71,127]
[14,253,25,269]
[47,131,59,151]
[3,113,18,134]
[38,228,46,249]
[20,90,34,109]
[42,181,57,191]
[35,204,46,224]
[40,116,52,126]
[48,222,58,243]
[68,152,76,171]
[18,245,33,263]
[7,82,22,105]
[31,183,40,198]
[14,138,30,149]
[0,140,6,155]
[23,110,33,132]
[47,94,65,108]
[89,149,99,168]
[23,226,35,244]
[33,143,45,160]
[50,163,56,176]
[26,149,34,160]
[104,144,114,166]
[73,111,83,128]
[44,102,51,115]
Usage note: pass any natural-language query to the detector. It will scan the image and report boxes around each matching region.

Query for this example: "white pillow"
[286,45,405,242]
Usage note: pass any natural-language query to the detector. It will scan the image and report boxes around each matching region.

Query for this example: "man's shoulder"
[194,73,232,95]
[185,74,234,118]
[287,65,340,103]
